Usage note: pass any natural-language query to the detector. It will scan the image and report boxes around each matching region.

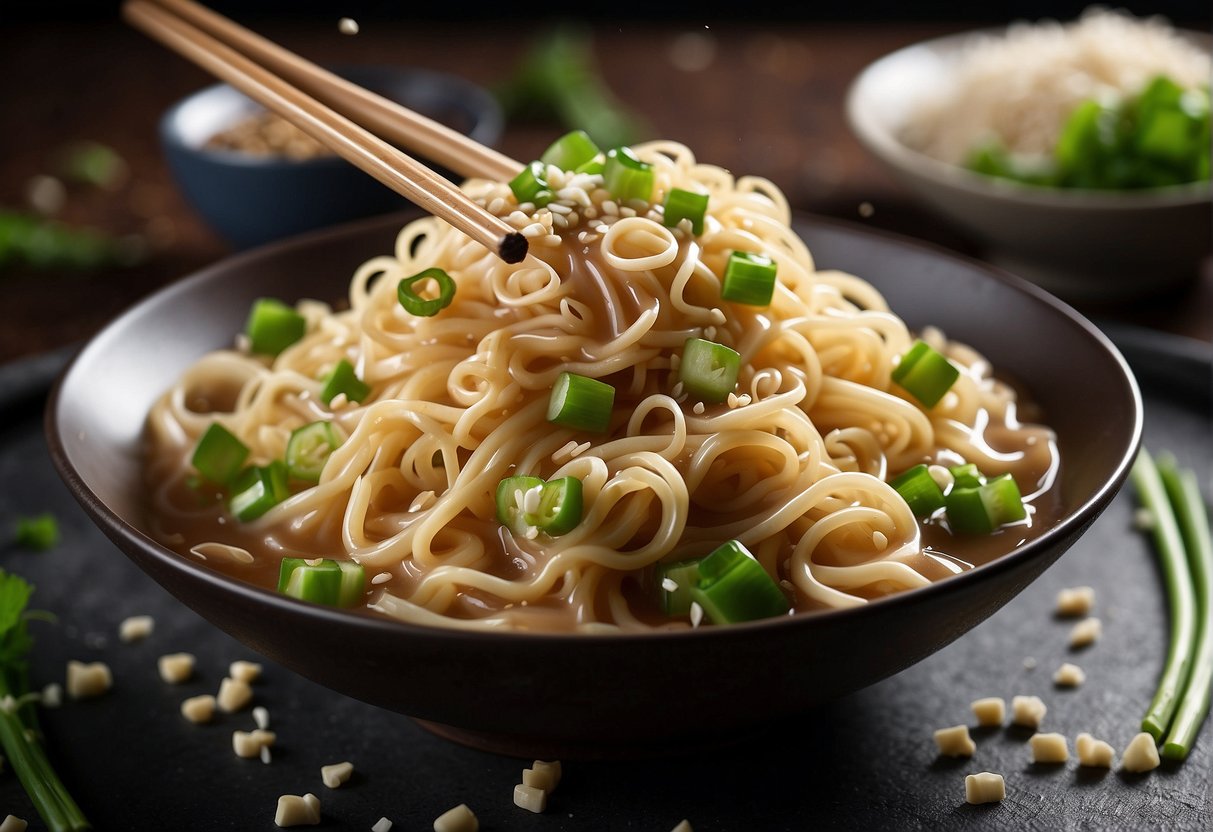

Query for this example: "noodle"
[143,140,1059,633]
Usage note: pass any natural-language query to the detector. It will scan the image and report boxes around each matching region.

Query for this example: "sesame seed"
[872,531,888,550]
[253,706,270,729]
[523,485,544,515]
[671,382,684,398]
[524,526,540,540]
[260,745,272,764]
[571,441,591,458]
[704,326,717,340]
[690,602,704,628]
[408,491,436,512]
[337,17,359,35]
[661,578,678,593]
[692,402,706,415]
[371,572,393,585]
[727,393,739,408]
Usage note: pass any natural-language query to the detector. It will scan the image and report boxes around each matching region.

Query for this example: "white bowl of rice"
[846,7,1211,303]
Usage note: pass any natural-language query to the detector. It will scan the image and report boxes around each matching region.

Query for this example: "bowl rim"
[844,23,1213,210]
[45,210,1144,648]
[158,63,504,171]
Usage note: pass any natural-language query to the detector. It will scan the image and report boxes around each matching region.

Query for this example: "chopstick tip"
[500,232,528,264]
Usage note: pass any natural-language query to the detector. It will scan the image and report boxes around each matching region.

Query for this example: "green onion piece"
[0,569,91,832]
[662,188,709,235]
[891,340,960,408]
[547,371,615,433]
[245,298,306,357]
[575,157,605,175]
[495,475,546,535]
[945,473,1026,535]
[657,559,703,617]
[495,475,585,537]
[679,338,740,404]
[533,476,583,535]
[602,146,654,202]
[14,513,59,552]
[320,359,371,406]
[889,464,945,518]
[286,421,342,483]
[689,540,790,625]
[1132,448,1198,743]
[949,463,986,490]
[1155,452,1213,760]
[508,160,553,207]
[278,558,365,608]
[59,140,127,189]
[229,461,289,522]
[721,250,778,306]
[191,423,249,485]
[397,267,456,317]
[540,129,600,171]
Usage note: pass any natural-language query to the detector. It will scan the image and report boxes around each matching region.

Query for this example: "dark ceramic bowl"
[160,66,503,249]
[47,212,1141,759]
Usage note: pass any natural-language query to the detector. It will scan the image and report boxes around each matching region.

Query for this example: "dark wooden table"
[1,16,1210,366]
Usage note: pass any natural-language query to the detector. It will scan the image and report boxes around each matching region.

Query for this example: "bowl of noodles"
[846,8,1211,303]
[47,136,1141,756]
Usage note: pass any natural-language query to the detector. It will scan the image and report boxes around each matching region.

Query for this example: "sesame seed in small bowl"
[160,65,503,250]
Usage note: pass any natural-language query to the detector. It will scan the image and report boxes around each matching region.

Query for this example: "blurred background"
[1,1,1209,364]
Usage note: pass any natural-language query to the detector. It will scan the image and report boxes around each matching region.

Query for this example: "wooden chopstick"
[123,0,527,264]
[145,0,521,183]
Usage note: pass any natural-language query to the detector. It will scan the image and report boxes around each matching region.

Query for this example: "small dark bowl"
[160,66,503,249]
[47,212,1141,759]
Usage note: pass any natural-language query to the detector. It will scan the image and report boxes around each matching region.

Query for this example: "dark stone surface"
[0,325,1208,831]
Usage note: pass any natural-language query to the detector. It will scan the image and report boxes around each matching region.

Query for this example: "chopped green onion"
[656,559,703,617]
[1155,452,1213,761]
[945,473,1026,535]
[689,540,790,625]
[662,188,709,235]
[891,340,959,408]
[547,371,615,433]
[286,421,342,483]
[320,359,371,406]
[534,477,583,535]
[890,464,945,518]
[949,463,986,490]
[602,146,654,202]
[540,130,601,171]
[191,423,250,485]
[245,298,306,357]
[14,513,59,552]
[508,160,553,207]
[721,251,778,306]
[58,140,127,189]
[679,338,740,404]
[277,557,365,608]
[1132,448,1198,745]
[397,267,456,317]
[229,461,289,522]
[495,475,545,535]
[495,475,584,537]
[575,157,605,175]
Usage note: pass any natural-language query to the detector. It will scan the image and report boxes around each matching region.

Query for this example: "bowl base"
[411,716,774,761]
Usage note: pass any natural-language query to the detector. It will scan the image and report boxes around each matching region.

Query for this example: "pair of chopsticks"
[122,0,529,264]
